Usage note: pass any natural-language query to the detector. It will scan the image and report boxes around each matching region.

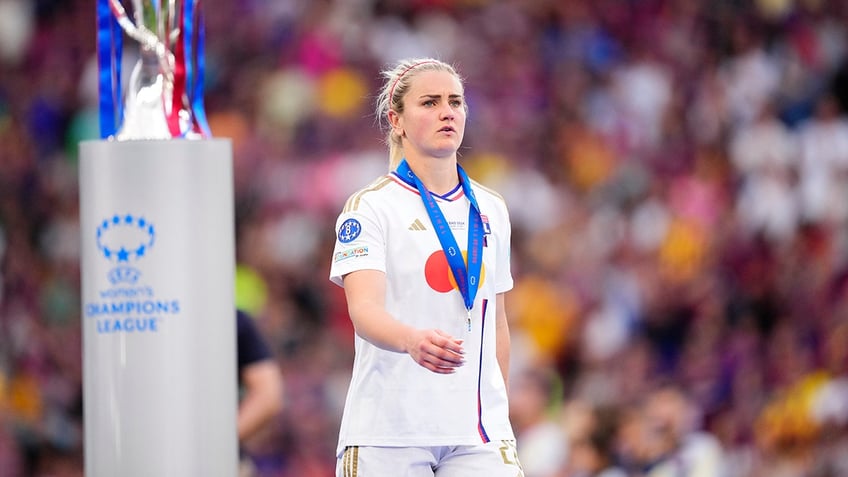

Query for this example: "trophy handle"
[109,0,174,80]
[98,0,209,139]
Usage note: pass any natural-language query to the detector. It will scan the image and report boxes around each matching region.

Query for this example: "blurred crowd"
[2,0,848,476]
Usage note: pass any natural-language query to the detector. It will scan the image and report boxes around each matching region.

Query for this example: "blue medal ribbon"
[397,160,484,326]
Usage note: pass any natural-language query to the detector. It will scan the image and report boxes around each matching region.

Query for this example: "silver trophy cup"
[110,0,197,139]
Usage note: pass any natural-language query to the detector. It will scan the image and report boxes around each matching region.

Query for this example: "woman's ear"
[388,110,403,137]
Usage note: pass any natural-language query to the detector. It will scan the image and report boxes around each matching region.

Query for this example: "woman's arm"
[342,269,465,374]
[237,360,284,442]
[495,292,511,391]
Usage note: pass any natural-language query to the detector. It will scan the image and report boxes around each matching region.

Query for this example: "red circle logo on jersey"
[424,250,486,293]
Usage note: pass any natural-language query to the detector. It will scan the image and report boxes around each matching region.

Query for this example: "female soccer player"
[329,58,523,476]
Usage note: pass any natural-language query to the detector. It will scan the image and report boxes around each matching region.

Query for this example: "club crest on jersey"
[481,214,491,247]
[338,218,362,243]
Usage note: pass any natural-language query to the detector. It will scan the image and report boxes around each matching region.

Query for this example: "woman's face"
[391,70,466,160]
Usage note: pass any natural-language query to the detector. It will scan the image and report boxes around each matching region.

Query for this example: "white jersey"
[329,170,515,455]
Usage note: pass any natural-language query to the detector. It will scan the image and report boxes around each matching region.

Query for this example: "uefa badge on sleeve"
[338,218,362,243]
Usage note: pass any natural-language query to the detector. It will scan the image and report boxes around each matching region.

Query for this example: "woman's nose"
[440,104,455,119]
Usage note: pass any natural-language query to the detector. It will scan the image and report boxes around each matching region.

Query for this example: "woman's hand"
[405,329,465,374]
[343,270,465,374]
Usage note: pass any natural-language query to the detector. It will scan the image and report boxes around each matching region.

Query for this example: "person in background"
[236,309,284,477]
[329,57,522,476]
[639,384,724,477]
[558,404,627,477]
[510,367,569,477]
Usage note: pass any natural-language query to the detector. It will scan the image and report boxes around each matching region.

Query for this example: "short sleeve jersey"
[329,169,515,455]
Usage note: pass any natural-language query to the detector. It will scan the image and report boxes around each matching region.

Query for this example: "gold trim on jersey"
[470,178,506,203]
[341,446,359,477]
[343,176,393,213]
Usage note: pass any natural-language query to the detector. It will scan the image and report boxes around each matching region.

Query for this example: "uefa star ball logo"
[96,214,156,285]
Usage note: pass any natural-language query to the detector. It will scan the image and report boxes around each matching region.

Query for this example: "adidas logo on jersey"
[408,219,427,231]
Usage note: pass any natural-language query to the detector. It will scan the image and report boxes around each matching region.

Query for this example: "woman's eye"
[451,100,463,108]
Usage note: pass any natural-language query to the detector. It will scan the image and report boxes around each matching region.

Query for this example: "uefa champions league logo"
[96,214,155,285]
[87,213,178,334]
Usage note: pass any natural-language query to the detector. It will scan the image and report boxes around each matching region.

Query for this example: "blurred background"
[2,0,848,476]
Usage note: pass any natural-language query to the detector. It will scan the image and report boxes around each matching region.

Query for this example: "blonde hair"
[375,58,465,170]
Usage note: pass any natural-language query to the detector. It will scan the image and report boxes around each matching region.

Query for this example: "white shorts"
[336,440,524,477]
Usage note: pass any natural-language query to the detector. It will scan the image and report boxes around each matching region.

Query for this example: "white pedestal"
[79,139,238,477]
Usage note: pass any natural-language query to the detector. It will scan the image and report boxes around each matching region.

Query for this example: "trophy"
[81,2,236,476]
[99,0,210,140]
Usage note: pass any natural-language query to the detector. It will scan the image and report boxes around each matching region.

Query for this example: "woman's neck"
[405,155,459,195]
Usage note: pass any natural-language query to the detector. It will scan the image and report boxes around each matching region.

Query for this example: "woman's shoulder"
[340,173,399,214]
[469,179,508,211]
[470,178,505,200]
